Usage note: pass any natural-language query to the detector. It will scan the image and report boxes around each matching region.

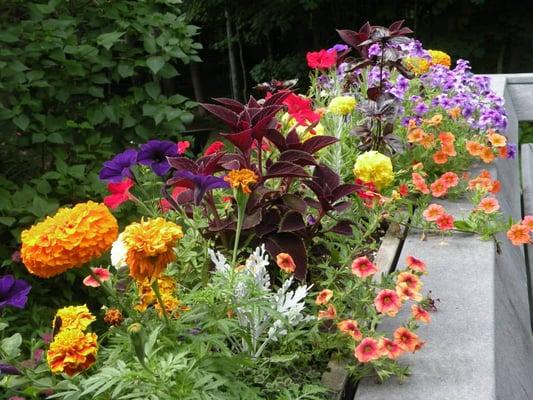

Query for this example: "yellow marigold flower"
[135,275,177,312]
[122,218,183,282]
[405,57,430,75]
[103,308,124,326]
[353,151,394,190]
[47,328,98,376]
[327,96,357,115]
[428,50,451,68]
[224,169,258,194]
[53,305,95,333]
[21,201,118,278]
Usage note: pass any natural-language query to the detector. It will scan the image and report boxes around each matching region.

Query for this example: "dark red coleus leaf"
[281,194,307,215]
[200,103,239,128]
[263,232,308,281]
[264,161,308,180]
[279,211,306,233]
[329,220,354,236]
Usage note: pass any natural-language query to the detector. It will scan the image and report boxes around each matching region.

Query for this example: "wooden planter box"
[323,74,533,400]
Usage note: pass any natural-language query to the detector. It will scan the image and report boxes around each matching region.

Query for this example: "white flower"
[110,233,127,268]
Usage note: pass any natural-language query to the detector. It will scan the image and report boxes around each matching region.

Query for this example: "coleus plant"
[165,94,362,280]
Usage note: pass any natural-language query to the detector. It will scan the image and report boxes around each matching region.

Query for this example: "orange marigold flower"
[423,204,445,222]
[406,256,426,273]
[354,337,381,363]
[47,328,98,376]
[396,271,422,291]
[436,213,454,231]
[447,107,461,120]
[337,319,362,341]
[466,141,483,156]
[440,171,459,188]
[318,304,337,320]
[135,275,176,312]
[438,131,455,145]
[433,150,448,165]
[374,289,402,317]
[393,327,421,352]
[412,172,430,194]
[123,218,183,282]
[411,304,431,324]
[378,337,403,359]
[351,256,378,278]
[407,127,426,143]
[315,289,333,305]
[396,282,423,302]
[477,197,500,214]
[224,168,258,194]
[424,114,443,127]
[487,130,507,148]
[20,201,118,278]
[523,216,533,232]
[276,253,296,273]
[479,146,495,163]
[507,224,531,246]
[53,305,95,333]
[430,178,448,198]
[419,133,435,149]
[104,308,124,326]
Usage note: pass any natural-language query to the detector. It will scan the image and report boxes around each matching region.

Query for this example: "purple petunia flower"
[506,143,517,160]
[368,43,381,57]
[138,140,178,177]
[414,102,429,115]
[99,149,138,183]
[0,275,31,310]
[328,44,349,53]
[172,170,229,205]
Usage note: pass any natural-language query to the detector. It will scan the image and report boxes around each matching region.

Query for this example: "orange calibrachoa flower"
[224,168,258,194]
[479,146,495,163]
[407,127,426,143]
[441,142,457,157]
[487,130,507,147]
[440,171,459,188]
[424,113,443,127]
[411,304,431,323]
[419,133,435,149]
[433,150,448,165]
[406,256,426,273]
[438,131,455,145]
[423,204,445,221]
[337,319,362,341]
[436,213,454,231]
[447,106,461,120]
[430,178,448,197]
[523,216,533,232]
[374,289,402,317]
[393,327,421,352]
[507,224,531,246]
[122,218,183,282]
[412,172,430,194]
[276,253,296,273]
[351,256,378,278]
[104,308,124,326]
[315,289,333,305]
[396,271,422,291]
[477,197,500,214]
[466,141,483,156]
[378,337,403,359]
[53,305,95,333]
[20,201,118,278]
[396,282,423,302]
[47,328,98,376]
[318,304,337,320]
[354,337,381,363]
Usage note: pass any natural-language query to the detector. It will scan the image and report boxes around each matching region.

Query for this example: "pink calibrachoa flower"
[351,256,378,278]
[318,304,337,320]
[104,178,134,209]
[306,49,336,69]
[423,204,445,222]
[412,172,430,194]
[396,283,422,302]
[176,140,190,155]
[82,267,111,288]
[440,171,459,188]
[436,213,454,231]
[394,327,421,352]
[411,304,431,323]
[396,271,422,291]
[523,216,533,232]
[477,197,500,214]
[337,319,362,341]
[354,337,381,363]
[378,337,403,359]
[430,178,448,197]
[507,224,531,246]
[374,289,402,317]
[276,253,296,273]
[315,289,333,305]
[406,256,426,273]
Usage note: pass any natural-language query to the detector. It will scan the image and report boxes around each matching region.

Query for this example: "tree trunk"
[225,8,239,100]
[237,32,248,100]
[189,63,205,116]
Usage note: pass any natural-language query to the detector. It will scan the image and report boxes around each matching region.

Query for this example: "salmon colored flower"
[412,172,430,194]
[122,218,183,282]
[498,146,508,159]
[351,256,378,278]
[337,319,362,341]
[487,130,507,147]
[423,204,445,221]
[523,216,533,231]
[224,168,258,194]
[82,268,111,288]
[424,114,442,127]
[466,141,483,156]
[407,128,426,143]
[318,304,337,320]
[411,304,431,323]
[374,289,402,317]
[441,142,457,157]
[430,178,448,197]
[507,224,531,246]
[406,256,426,273]
[378,337,403,359]
[53,305,95,333]
[436,213,454,231]
[438,131,455,145]
[396,282,423,302]
[477,197,500,214]
[354,337,381,363]
[21,202,118,278]
[393,327,421,352]
[399,184,409,197]
[103,308,124,326]
[412,162,424,172]
[433,150,448,165]
[447,107,461,120]
[419,133,435,149]
[396,271,422,291]
[315,289,333,305]
[490,180,501,194]
[440,171,459,188]
[276,253,296,273]
[479,146,495,163]
[47,328,98,376]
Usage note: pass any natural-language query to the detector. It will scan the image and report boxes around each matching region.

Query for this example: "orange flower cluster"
[316,288,336,319]
[466,129,507,164]
[224,168,258,194]
[122,218,183,281]
[104,308,124,326]
[467,170,501,194]
[507,215,533,246]
[422,203,455,231]
[135,275,189,318]
[21,201,118,278]
[47,328,98,376]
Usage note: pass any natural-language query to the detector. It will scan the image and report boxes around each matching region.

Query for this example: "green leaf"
[88,86,104,98]
[117,63,134,78]
[47,132,64,144]
[1,333,22,358]
[146,56,166,74]
[69,164,86,179]
[29,196,58,218]
[13,114,30,130]
[35,179,52,194]
[145,82,161,99]
[96,31,126,50]
[454,220,473,231]
[0,31,18,43]
[0,217,16,227]
[32,133,47,143]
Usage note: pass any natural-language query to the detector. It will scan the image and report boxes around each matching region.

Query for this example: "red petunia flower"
[204,141,225,156]
[176,140,190,155]
[306,49,337,69]
[104,178,134,209]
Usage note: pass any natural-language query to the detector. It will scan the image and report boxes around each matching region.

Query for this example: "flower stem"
[151,279,170,328]
[232,202,245,265]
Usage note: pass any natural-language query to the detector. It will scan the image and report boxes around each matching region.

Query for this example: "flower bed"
[2,21,533,400]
